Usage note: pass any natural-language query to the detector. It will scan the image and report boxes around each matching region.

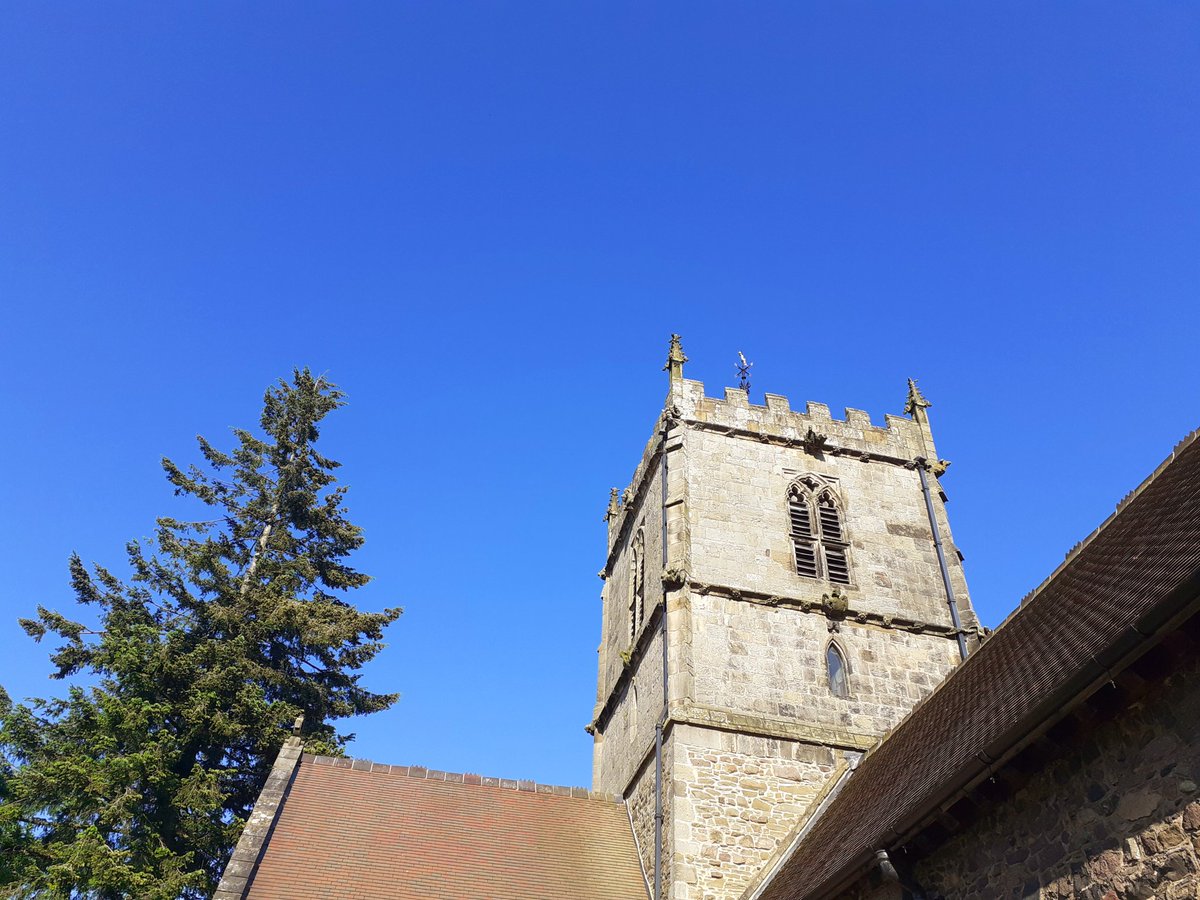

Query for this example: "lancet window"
[787,477,851,585]
[629,529,646,642]
[826,641,850,698]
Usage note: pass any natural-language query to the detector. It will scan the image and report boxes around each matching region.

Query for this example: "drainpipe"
[654,422,670,900]
[915,457,968,661]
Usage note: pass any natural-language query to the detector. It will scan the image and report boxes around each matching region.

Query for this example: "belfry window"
[788,478,851,584]
[826,642,850,698]
[788,493,819,578]
[629,529,645,641]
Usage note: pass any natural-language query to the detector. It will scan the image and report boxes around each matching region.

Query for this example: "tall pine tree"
[0,370,400,898]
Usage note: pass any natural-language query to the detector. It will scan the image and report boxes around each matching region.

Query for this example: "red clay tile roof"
[756,428,1200,900]
[242,755,649,900]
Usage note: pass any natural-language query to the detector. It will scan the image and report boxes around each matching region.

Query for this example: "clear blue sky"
[2,3,1197,788]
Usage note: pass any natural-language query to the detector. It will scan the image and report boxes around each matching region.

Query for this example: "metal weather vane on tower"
[736,351,753,397]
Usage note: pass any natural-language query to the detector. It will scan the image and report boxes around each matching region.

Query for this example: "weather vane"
[736,351,753,397]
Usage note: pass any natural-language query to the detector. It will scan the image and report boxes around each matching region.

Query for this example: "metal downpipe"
[915,457,968,661]
[654,422,670,900]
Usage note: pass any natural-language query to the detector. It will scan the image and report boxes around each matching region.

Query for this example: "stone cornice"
[616,703,876,800]
[680,416,917,468]
[688,578,976,641]
[590,577,978,736]
[669,701,878,753]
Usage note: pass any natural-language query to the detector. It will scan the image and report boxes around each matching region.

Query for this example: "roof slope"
[757,428,1200,900]
[243,755,648,900]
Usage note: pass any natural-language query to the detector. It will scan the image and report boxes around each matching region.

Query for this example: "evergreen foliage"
[0,371,401,898]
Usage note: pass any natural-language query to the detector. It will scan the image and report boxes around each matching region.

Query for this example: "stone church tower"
[590,336,980,900]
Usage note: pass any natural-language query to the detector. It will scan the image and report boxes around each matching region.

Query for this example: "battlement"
[671,377,933,464]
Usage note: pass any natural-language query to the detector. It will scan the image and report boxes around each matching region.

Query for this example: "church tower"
[590,336,980,900]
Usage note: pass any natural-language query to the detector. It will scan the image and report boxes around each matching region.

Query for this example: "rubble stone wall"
[911,649,1200,899]
[670,724,847,900]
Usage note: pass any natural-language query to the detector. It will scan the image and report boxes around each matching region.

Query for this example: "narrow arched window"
[629,529,645,642]
[788,478,852,584]
[827,642,850,698]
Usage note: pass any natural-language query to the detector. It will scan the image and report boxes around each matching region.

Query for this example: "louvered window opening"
[789,483,851,584]
[789,497,819,578]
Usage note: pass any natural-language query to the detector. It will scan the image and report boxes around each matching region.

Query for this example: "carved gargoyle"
[604,487,620,522]
[802,427,831,455]
[661,566,688,590]
[822,587,849,618]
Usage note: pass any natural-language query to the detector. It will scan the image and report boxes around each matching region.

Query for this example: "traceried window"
[826,641,850,698]
[787,477,851,584]
[628,529,646,642]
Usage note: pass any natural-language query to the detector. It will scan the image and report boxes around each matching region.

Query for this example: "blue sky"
[2,3,1197,788]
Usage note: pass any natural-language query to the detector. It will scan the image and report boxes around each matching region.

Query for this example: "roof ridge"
[302,753,622,802]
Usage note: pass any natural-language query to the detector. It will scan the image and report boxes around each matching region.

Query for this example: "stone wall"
[598,437,667,703]
[683,420,971,629]
[592,408,670,798]
[670,724,847,900]
[596,624,666,794]
[908,649,1200,899]
[689,593,961,740]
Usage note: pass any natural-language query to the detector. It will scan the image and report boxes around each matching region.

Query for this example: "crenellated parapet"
[669,377,936,464]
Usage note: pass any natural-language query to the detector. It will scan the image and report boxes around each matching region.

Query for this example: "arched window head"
[788,478,851,585]
[826,642,850,698]
[629,529,646,642]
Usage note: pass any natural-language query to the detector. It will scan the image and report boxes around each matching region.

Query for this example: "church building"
[217,336,1200,900]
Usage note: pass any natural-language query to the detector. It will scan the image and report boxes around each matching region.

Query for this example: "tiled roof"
[241,754,648,900]
[756,428,1200,900]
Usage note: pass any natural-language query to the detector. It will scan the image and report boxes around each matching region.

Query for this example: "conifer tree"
[0,370,400,899]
